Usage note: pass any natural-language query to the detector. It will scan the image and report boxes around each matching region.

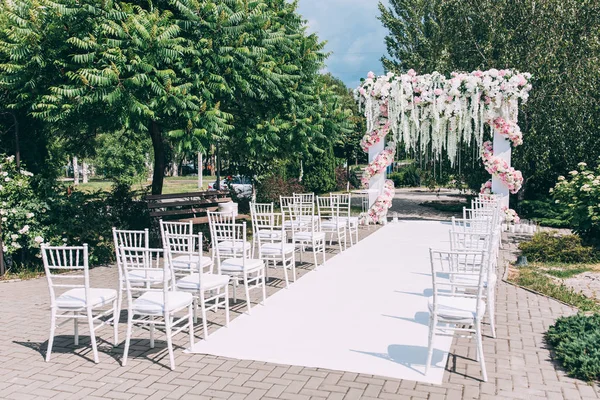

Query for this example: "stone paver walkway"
[0,227,597,399]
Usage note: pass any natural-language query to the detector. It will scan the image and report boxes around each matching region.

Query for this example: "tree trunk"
[82,161,89,183]
[73,156,79,185]
[150,120,165,195]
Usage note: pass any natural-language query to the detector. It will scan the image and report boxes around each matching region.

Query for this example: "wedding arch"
[355,68,532,224]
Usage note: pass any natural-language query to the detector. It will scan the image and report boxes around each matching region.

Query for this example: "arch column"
[368,140,386,207]
[491,130,511,209]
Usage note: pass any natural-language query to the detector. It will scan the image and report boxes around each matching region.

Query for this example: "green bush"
[389,164,420,187]
[519,231,598,264]
[302,145,337,194]
[519,199,571,228]
[255,175,305,204]
[552,162,600,245]
[547,314,600,381]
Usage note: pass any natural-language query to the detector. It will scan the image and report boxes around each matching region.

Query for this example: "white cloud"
[297,0,388,88]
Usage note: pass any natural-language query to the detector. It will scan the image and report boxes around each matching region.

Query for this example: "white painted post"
[368,140,386,207]
[73,156,79,186]
[491,130,511,209]
[198,152,203,190]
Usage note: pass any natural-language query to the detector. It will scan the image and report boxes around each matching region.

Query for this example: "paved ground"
[388,188,465,220]
[0,222,597,399]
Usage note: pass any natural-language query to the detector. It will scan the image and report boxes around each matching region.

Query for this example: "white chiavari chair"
[112,228,150,342]
[287,201,326,270]
[293,192,314,204]
[332,193,359,246]
[165,232,230,340]
[120,246,194,370]
[250,202,283,257]
[42,244,118,363]
[317,195,347,252]
[159,220,213,276]
[256,222,296,288]
[210,215,266,314]
[426,249,488,381]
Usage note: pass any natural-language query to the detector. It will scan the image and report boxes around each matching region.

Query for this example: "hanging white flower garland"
[356,68,531,221]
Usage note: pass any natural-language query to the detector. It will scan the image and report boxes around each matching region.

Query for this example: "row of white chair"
[426,194,503,382]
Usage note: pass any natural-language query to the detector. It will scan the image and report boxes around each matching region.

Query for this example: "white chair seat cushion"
[127,269,165,284]
[132,291,193,315]
[177,273,229,291]
[172,255,213,270]
[452,272,497,288]
[220,258,264,273]
[338,216,359,227]
[257,230,283,240]
[217,241,251,252]
[320,221,343,230]
[428,296,486,321]
[294,232,326,241]
[56,288,117,309]
[260,243,295,255]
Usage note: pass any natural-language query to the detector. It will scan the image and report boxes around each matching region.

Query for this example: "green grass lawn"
[71,176,217,195]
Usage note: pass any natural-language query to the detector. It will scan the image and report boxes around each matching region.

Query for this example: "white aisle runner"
[190,221,453,384]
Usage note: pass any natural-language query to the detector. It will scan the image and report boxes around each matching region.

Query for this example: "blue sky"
[296,0,389,88]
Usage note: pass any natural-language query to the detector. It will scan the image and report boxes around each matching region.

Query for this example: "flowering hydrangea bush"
[363,180,395,224]
[552,161,600,243]
[0,155,49,262]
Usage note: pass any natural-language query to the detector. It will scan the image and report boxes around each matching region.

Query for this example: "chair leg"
[475,320,488,382]
[193,298,198,324]
[122,311,133,366]
[488,287,497,339]
[87,310,99,364]
[232,279,238,303]
[112,299,118,346]
[224,286,230,327]
[74,311,79,346]
[149,315,155,348]
[338,232,343,253]
[261,268,267,305]
[312,247,319,271]
[115,281,123,344]
[164,314,176,371]
[244,273,252,315]
[282,258,289,288]
[200,292,208,340]
[45,309,56,362]
[425,315,436,374]
[292,253,297,282]
[188,304,194,348]
[321,241,326,266]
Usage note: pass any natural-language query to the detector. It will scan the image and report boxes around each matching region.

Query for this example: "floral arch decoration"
[355,68,532,224]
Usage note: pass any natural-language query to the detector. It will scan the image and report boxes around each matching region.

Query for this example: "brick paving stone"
[1,228,599,400]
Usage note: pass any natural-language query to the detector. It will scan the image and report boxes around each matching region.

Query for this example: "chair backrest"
[213,221,248,265]
[112,228,149,276]
[451,216,493,234]
[160,220,193,247]
[41,244,90,308]
[250,202,276,231]
[332,193,351,218]
[429,249,487,318]
[120,246,173,309]
[316,195,340,222]
[293,192,314,203]
[291,201,317,233]
[449,230,491,252]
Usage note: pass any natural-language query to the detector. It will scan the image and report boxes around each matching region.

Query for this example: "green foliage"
[255,175,305,204]
[379,0,600,198]
[518,199,571,229]
[0,155,49,265]
[302,145,337,194]
[519,232,598,264]
[544,266,592,279]
[95,131,150,186]
[389,164,421,187]
[547,314,600,381]
[552,162,600,245]
[510,268,599,313]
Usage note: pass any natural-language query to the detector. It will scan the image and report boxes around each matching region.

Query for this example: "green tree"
[379,0,600,198]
